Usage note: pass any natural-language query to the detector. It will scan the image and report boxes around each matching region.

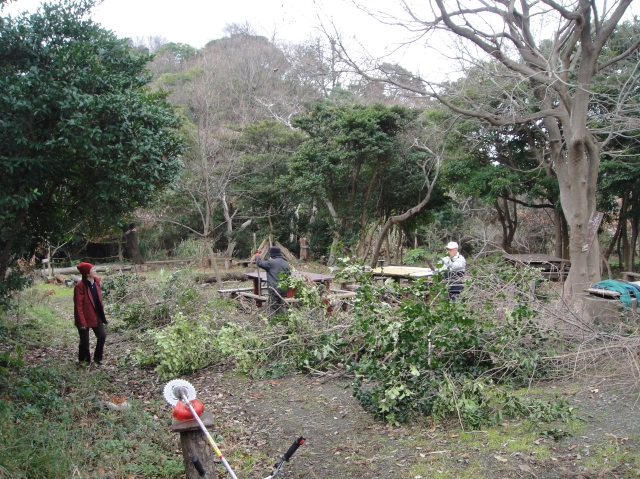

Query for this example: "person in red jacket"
[74,262,108,365]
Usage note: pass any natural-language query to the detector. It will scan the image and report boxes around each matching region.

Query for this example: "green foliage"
[432,375,576,429]
[287,102,429,254]
[102,270,201,328]
[402,248,432,265]
[0,260,33,312]
[0,359,183,478]
[277,269,322,308]
[139,312,217,379]
[174,237,206,260]
[334,262,562,426]
[0,0,184,274]
[136,314,263,379]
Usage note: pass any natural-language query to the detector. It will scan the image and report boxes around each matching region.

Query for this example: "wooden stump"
[171,411,218,479]
[300,237,309,261]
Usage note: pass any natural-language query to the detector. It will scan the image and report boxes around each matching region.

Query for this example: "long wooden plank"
[584,288,621,298]
[622,271,640,281]
[218,287,253,295]
[239,292,269,301]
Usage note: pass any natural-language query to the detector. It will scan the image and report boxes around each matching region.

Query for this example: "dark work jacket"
[255,255,290,292]
[74,277,107,328]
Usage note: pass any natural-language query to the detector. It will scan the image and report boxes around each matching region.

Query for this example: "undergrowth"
[100,261,576,429]
[0,347,182,479]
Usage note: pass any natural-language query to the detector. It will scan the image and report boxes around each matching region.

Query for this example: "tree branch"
[596,36,640,72]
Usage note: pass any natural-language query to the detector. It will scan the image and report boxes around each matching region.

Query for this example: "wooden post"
[171,411,217,479]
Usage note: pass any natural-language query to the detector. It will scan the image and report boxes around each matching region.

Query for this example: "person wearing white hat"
[438,241,466,300]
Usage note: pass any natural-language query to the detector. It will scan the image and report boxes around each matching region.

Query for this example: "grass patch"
[0,359,184,479]
[0,289,185,479]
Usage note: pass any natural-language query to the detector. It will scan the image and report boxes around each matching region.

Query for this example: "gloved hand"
[79,326,87,331]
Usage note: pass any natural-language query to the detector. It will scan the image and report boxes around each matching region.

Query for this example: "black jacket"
[255,255,290,292]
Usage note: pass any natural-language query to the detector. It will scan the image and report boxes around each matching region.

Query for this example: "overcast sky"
[6,0,635,81]
[4,0,450,75]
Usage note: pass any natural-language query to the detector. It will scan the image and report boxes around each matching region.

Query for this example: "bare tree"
[335,0,639,295]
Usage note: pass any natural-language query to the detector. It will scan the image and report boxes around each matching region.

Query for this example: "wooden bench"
[541,270,569,281]
[217,287,253,296]
[238,292,269,302]
[237,291,301,310]
[621,271,640,282]
[329,289,357,300]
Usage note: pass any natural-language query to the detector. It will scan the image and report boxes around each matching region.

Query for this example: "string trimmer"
[163,379,305,479]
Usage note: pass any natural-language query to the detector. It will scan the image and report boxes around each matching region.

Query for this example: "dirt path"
[186,373,640,479]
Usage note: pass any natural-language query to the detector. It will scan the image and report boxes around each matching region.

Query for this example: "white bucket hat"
[446,241,459,250]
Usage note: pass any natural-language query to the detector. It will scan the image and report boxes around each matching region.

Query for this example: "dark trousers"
[445,271,465,302]
[448,283,464,301]
[268,289,286,318]
[78,323,106,363]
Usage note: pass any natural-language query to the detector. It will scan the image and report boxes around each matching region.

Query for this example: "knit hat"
[77,262,94,276]
[446,242,459,250]
[269,246,282,258]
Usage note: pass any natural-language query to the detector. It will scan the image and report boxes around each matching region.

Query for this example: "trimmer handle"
[191,455,206,477]
[282,436,305,462]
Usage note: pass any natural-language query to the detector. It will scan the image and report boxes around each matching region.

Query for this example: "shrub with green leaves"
[0,262,33,312]
[137,312,217,379]
[402,248,432,265]
[102,270,201,329]
[334,261,564,426]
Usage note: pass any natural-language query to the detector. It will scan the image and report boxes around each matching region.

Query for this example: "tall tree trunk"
[118,231,125,263]
[495,197,517,253]
[369,172,438,268]
[620,189,631,270]
[122,223,144,264]
[629,215,638,273]
[267,203,274,247]
[325,200,341,266]
[356,159,382,256]
[385,233,391,264]
[559,209,570,260]
[395,227,403,263]
[555,134,601,295]
[204,237,222,286]
[305,200,317,258]
[554,210,563,258]
[327,237,339,267]
[222,193,235,257]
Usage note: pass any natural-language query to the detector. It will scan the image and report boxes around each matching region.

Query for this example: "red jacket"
[74,278,106,328]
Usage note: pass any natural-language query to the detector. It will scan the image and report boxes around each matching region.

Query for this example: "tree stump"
[300,237,309,261]
[171,411,218,479]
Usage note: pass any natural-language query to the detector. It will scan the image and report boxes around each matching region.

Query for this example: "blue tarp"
[591,280,639,307]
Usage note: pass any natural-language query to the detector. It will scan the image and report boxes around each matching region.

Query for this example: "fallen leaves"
[518,464,537,477]
[494,455,508,463]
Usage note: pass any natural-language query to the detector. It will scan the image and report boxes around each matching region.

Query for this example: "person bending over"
[253,246,290,318]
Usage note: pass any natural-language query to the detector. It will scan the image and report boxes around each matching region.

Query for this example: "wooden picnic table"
[243,270,335,307]
[503,253,570,281]
[371,266,434,282]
